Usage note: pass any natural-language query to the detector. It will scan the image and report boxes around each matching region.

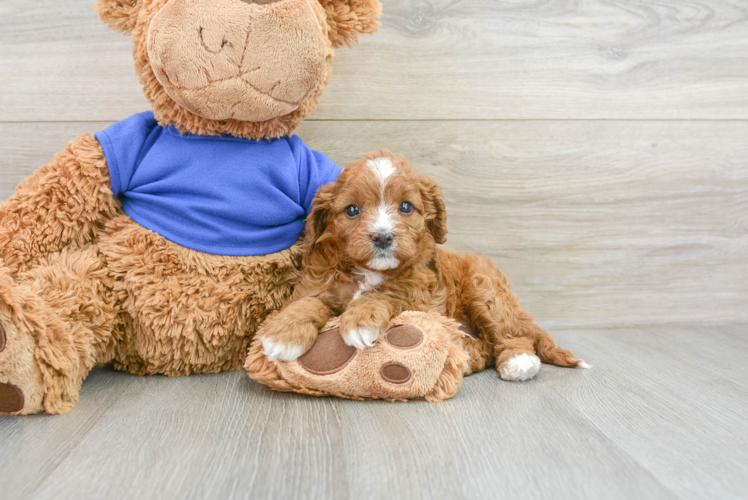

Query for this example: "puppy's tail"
[533,327,591,369]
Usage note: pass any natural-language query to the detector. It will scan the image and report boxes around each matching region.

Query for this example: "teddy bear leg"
[248,310,469,402]
[0,246,122,415]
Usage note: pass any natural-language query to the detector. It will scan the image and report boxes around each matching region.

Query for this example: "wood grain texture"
[2,120,746,329]
[0,325,746,500]
[1,0,747,121]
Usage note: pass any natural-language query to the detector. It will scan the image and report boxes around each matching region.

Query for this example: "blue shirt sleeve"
[94,111,160,196]
[289,135,342,215]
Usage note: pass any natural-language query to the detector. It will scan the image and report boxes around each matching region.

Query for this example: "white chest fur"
[352,269,386,301]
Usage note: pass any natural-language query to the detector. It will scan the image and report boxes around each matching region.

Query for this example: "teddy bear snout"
[147,0,328,122]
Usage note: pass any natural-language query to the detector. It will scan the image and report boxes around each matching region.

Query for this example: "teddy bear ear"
[319,0,383,48]
[95,0,141,35]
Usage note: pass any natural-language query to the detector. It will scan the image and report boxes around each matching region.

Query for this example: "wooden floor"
[0,325,746,500]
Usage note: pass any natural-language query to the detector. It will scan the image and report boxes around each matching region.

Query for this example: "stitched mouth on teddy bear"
[146,0,328,122]
[160,73,304,122]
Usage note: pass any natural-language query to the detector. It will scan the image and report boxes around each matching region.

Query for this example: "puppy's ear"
[303,182,337,253]
[319,0,383,48]
[419,175,448,244]
[95,0,141,35]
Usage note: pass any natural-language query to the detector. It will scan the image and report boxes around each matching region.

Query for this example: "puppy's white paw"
[261,337,304,362]
[500,353,542,382]
[342,326,380,350]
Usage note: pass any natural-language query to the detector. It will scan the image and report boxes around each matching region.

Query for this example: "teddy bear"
[0,0,400,415]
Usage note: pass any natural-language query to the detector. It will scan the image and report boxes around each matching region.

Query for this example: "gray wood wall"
[1,0,746,329]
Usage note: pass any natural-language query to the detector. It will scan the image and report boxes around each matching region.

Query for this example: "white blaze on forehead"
[365,157,398,189]
[371,203,396,235]
[365,157,398,236]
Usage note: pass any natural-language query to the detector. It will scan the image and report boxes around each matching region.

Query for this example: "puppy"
[259,151,588,381]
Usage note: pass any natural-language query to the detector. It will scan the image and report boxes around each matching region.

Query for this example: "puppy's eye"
[399,201,414,215]
[345,204,361,218]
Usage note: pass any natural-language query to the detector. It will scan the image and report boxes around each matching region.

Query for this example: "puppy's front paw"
[341,325,380,350]
[339,308,387,350]
[257,316,319,362]
[260,337,305,362]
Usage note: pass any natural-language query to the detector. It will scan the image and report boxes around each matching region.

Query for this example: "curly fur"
[261,152,586,383]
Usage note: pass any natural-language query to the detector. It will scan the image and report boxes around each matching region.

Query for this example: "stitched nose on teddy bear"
[147,0,328,122]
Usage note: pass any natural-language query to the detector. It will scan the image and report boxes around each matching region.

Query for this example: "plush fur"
[256,151,587,385]
[100,0,381,139]
[0,0,381,415]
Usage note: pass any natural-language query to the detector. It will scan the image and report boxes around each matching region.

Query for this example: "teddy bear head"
[95,0,382,139]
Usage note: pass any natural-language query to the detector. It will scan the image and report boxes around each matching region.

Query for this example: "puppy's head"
[304,150,447,272]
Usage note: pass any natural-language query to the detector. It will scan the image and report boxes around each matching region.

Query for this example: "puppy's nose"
[371,232,394,250]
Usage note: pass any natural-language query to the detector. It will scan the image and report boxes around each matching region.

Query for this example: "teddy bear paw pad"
[380,362,412,384]
[0,383,24,413]
[298,327,357,375]
[385,325,423,349]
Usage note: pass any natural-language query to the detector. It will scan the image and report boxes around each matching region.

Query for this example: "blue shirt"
[95,112,341,256]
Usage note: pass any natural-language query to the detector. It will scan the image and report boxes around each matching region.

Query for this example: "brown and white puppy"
[259,151,589,381]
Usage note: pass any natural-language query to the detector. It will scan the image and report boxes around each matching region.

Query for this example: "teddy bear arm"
[0,133,120,277]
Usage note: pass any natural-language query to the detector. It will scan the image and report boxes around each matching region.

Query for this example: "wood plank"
[1,0,747,122]
[28,370,678,500]
[544,327,748,500]
[0,0,148,122]
[331,366,676,500]
[21,371,348,500]
[0,370,129,499]
[1,120,746,329]
[1,326,746,500]
[307,120,748,329]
